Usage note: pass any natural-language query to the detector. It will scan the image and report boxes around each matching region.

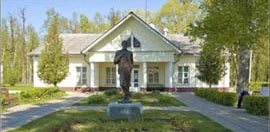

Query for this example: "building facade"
[30,12,230,92]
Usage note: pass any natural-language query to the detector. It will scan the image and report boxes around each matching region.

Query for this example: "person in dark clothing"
[237,89,250,108]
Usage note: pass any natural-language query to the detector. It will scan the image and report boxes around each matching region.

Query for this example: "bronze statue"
[113,40,133,103]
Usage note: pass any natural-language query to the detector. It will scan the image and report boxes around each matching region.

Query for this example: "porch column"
[168,62,173,88]
[116,65,120,88]
[166,62,173,88]
[142,62,147,88]
[90,62,98,88]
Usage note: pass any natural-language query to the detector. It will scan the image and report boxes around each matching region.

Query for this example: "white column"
[142,62,147,88]
[165,62,173,88]
[116,65,120,88]
[90,62,96,88]
[168,62,173,88]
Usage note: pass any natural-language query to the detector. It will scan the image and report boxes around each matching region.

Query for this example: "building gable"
[81,12,182,54]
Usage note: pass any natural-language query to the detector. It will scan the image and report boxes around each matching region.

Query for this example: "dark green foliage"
[19,87,66,103]
[196,46,226,88]
[9,110,232,132]
[104,88,119,96]
[195,89,237,106]
[249,82,270,92]
[243,96,268,116]
[77,93,184,106]
[38,13,69,86]
[85,95,107,104]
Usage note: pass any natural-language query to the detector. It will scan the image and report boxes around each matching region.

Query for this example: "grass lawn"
[9,110,232,132]
[76,92,184,106]
[3,84,36,91]
[1,87,67,111]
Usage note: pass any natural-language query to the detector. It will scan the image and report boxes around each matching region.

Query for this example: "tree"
[188,0,268,94]
[38,14,69,86]
[79,14,95,33]
[68,12,80,33]
[20,8,28,83]
[2,15,22,85]
[43,8,69,33]
[196,45,226,88]
[107,8,122,27]
[93,12,108,33]
[153,0,199,33]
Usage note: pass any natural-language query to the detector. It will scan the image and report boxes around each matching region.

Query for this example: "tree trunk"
[236,46,250,94]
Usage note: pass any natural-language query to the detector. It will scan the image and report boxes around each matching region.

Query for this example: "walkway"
[1,92,89,132]
[174,93,269,132]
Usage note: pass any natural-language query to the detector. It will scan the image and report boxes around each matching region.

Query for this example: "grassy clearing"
[76,92,184,106]
[9,110,231,132]
[3,84,36,91]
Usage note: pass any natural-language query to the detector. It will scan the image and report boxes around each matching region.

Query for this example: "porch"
[88,62,174,92]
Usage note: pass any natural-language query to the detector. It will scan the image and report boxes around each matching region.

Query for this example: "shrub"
[86,95,106,104]
[249,82,270,92]
[243,96,268,116]
[20,87,65,102]
[195,89,237,106]
[104,88,118,96]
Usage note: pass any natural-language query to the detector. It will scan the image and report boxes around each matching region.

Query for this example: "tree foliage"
[107,8,122,27]
[188,0,268,93]
[154,0,199,33]
[79,14,96,33]
[38,14,69,86]
[196,45,226,88]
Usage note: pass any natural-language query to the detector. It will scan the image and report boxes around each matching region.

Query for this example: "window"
[178,66,189,84]
[126,36,141,48]
[106,67,116,86]
[76,67,87,85]
[148,67,159,84]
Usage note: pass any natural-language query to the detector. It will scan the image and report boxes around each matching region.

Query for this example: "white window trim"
[76,66,87,86]
[147,66,160,84]
[177,65,190,86]
[106,67,116,86]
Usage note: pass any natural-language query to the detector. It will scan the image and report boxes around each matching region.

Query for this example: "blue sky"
[2,0,167,33]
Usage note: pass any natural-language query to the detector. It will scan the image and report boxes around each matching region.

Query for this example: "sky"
[1,0,167,33]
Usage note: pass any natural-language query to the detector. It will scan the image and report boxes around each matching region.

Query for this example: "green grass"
[76,92,185,106]
[3,84,35,91]
[8,110,232,132]
[1,87,67,111]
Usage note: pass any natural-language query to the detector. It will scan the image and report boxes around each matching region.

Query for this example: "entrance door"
[131,69,139,92]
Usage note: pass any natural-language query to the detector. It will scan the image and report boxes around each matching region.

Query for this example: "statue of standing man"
[114,40,133,103]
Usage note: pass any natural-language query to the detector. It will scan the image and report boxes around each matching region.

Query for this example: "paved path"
[174,93,269,132]
[1,92,89,132]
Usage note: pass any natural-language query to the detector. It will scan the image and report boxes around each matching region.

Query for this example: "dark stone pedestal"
[107,102,143,119]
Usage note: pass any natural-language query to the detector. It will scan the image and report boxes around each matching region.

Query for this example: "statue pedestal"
[107,102,143,119]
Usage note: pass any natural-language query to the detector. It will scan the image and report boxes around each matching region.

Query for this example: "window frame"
[178,66,190,85]
[147,66,159,84]
[105,67,116,86]
[126,35,141,48]
[76,66,87,86]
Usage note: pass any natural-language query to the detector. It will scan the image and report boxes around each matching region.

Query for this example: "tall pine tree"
[38,14,69,86]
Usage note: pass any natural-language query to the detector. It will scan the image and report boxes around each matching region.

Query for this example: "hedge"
[243,96,268,116]
[195,89,237,106]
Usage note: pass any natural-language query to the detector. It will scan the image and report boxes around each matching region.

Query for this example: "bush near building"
[195,89,237,106]
[243,96,268,116]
